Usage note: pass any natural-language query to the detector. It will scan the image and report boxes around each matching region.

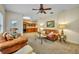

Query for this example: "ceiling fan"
[32,4,52,14]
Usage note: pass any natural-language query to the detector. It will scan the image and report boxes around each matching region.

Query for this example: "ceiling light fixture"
[32,4,52,14]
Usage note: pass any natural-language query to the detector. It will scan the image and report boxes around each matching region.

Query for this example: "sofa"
[47,32,59,41]
[0,35,28,54]
[43,29,59,41]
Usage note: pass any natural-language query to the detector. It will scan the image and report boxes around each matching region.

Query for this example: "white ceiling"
[4,4,79,17]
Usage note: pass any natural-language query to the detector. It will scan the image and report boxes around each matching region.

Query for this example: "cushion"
[6,34,14,41]
[11,32,21,39]
[47,32,58,41]
[2,32,14,41]
[0,36,6,43]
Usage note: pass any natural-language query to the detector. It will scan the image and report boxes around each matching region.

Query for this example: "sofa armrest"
[0,36,28,52]
[14,45,33,54]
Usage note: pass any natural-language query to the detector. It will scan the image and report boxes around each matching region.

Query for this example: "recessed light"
[23,16,31,19]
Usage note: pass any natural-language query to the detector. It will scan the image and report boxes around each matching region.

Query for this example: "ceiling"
[4,4,79,18]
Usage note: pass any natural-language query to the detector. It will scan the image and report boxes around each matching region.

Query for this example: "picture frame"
[47,21,55,28]
[11,20,17,26]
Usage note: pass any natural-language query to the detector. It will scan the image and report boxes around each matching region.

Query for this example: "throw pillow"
[6,34,14,41]
[2,32,14,41]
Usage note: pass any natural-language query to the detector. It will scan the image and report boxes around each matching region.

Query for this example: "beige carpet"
[24,33,79,54]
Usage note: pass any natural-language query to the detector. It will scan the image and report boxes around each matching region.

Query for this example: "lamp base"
[61,29,64,35]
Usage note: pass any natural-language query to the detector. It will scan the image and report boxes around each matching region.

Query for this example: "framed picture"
[11,20,17,26]
[47,21,55,28]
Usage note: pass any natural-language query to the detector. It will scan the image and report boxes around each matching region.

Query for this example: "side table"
[59,34,66,42]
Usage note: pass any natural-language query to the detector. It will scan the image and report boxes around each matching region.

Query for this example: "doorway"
[23,19,38,33]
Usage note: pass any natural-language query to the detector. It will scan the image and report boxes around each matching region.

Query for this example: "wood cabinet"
[26,27,37,32]
[23,21,38,33]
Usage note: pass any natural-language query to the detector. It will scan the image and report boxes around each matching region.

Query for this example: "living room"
[0,4,79,54]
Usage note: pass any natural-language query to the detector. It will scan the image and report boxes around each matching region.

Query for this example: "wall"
[5,11,58,33]
[32,13,58,29]
[5,11,23,33]
[58,7,79,44]
[0,5,5,32]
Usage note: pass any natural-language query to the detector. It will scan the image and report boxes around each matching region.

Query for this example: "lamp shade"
[58,24,66,29]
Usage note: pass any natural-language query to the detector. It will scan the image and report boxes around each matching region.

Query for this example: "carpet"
[24,33,79,54]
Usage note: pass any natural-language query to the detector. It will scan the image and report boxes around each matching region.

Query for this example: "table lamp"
[58,24,66,35]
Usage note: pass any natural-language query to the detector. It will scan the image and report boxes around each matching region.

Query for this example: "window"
[0,13,3,32]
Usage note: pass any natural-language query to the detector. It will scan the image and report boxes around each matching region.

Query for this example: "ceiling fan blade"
[32,9,39,10]
[44,8,52,10]
[43,10,46,14]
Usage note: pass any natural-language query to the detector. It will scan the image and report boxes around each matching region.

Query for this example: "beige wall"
[5,11,23,33]
[5,11,58,33]
[58,7,79,44]
[0,5,5,14]
[36,14,58,29]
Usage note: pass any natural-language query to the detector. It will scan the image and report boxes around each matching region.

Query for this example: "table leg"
[41,38,43,44]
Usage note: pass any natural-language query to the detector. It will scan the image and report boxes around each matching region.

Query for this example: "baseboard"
[66,40,79,45]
